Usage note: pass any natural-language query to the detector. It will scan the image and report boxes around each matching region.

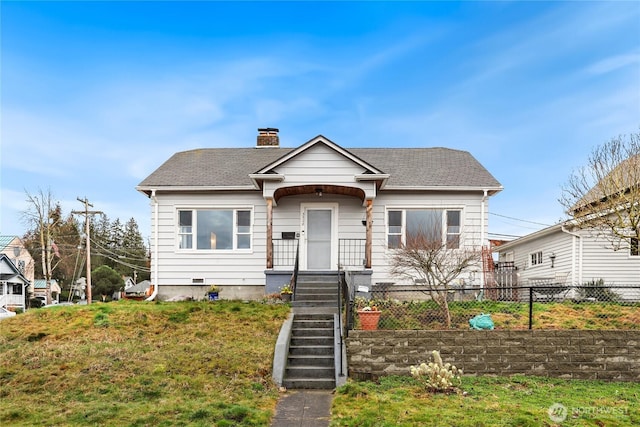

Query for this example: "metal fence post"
[529,287,533,330]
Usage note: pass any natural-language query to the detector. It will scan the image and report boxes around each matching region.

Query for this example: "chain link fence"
[350,284,640,330]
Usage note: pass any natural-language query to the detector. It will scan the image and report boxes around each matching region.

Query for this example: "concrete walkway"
[270,390,333,427]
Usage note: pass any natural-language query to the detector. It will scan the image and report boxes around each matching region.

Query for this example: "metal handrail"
[290,239,300,299]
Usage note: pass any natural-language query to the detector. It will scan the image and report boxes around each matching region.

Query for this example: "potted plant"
[355,297,381,330]
[206,284,221,301]
[279,284,293,302]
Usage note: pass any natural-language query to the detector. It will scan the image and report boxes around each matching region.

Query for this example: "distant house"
[0,235,35,285]
[33,279,62,304]
[0,254,29,311]
[495,222,639,293]
[137,128,503,301]
[495,153,640,298]
[123,276,136,290]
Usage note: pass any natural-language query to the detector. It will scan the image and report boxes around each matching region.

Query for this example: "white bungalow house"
[0,254,29,311]
[137,129,503,301]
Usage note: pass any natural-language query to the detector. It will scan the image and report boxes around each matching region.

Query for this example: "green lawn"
[2,299,638,426]
[331,375,640,426]
[0,300,290,426]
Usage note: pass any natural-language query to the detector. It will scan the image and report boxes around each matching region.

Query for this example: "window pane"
[238,235,251,249]
[179,235,192,249]
[237,210,251,227]
[447,211,460,233]
[197,210,233,249]
[388,211,402,227]
[179,211,192,226]
[388,235,401,249]
[407,210,442,242]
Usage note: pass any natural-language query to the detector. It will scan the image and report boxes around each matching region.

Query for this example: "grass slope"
[0,300,290,426]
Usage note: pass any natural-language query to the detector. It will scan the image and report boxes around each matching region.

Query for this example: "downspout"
[561,225,583,285]
[480,189,488,291]
[146,189,159,301]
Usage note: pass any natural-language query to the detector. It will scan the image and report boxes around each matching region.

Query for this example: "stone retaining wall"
[346,330,640,382]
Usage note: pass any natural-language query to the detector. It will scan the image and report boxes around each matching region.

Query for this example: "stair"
[282,312,336,389]
[292,274,339,308]
[282,273,339,389]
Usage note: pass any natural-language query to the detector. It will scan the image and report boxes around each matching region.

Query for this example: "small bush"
[410,350,462,392]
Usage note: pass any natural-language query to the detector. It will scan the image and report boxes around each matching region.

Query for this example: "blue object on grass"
[469,313,494,330]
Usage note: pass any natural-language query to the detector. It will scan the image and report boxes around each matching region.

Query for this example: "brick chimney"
[256,128,279,148]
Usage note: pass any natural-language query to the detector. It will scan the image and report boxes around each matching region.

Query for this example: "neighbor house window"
[178,209,252,250]
[387,209,462,249]
[631,238,639,257]
[530,251,543,266]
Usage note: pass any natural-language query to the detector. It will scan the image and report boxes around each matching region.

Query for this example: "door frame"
[300,202,339,270]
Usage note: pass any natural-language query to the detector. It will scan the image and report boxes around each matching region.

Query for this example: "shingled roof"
[137,143,501,193]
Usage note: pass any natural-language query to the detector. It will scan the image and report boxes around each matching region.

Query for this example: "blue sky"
[1,1,639,241]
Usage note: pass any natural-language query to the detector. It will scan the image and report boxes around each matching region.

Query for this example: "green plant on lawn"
[410,350,462,392]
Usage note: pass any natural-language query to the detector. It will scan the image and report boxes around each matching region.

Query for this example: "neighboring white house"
[0,254,29,311]
[495,222,640,296]
[137,129,503,300]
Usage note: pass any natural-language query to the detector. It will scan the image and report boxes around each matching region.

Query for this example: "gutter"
[146,189,159,301]
[561,225,583,285]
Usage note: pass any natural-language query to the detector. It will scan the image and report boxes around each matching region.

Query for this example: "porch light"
[315,187,323,197]
[549,252,556,268]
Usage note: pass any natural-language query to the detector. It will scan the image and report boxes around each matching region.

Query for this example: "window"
[631,238,639,257]
[387,209,462,249]
[530,251,543,266]
[178,209,252,250]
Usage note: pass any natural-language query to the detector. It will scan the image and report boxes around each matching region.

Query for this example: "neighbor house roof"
[0,235,18,251]
[137,138,502,194]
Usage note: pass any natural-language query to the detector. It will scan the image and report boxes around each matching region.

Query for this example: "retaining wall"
[346,330,640,382]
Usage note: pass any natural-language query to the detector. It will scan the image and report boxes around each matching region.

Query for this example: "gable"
[270,142,378,185]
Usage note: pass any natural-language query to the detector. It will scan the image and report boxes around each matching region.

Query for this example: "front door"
[302,203,337,270]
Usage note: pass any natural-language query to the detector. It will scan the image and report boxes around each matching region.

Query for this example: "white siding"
[497,227,640,287]
[274,144,368,185]
[150,188,491,294]
[368,191,487,286]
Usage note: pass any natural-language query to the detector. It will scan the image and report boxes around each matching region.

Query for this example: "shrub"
[410,350,462,392]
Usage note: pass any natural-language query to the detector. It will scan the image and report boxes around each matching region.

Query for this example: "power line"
[489,212,553,228]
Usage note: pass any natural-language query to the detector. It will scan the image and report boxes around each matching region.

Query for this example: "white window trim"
[529,251,543,267]
[175,206,254,252]
[385,206,464,250]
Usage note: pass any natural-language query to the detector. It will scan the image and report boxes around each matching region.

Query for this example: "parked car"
[0,306,17,320]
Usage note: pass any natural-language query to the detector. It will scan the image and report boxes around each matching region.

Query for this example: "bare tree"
[22,188,62,304]
[560,132,640,251]
[387,229,481,328]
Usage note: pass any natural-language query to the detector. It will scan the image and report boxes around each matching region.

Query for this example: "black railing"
[273,238,299,267]
[290,240,300,298]
[338,238,366,268]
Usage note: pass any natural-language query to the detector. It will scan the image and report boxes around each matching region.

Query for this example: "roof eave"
[382,185,503,195]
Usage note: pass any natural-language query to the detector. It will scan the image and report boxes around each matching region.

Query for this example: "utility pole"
[72,197,102,305]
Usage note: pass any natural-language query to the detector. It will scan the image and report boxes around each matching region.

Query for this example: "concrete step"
[293,319,334,329]
[290,336,333,346]
[282,378,336,390]
[288,345,334,356]
[286,365,334,379]
[292,300,337,308]
[291,327,333,337]
[287,354,334,367]
[295,293,338,301]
